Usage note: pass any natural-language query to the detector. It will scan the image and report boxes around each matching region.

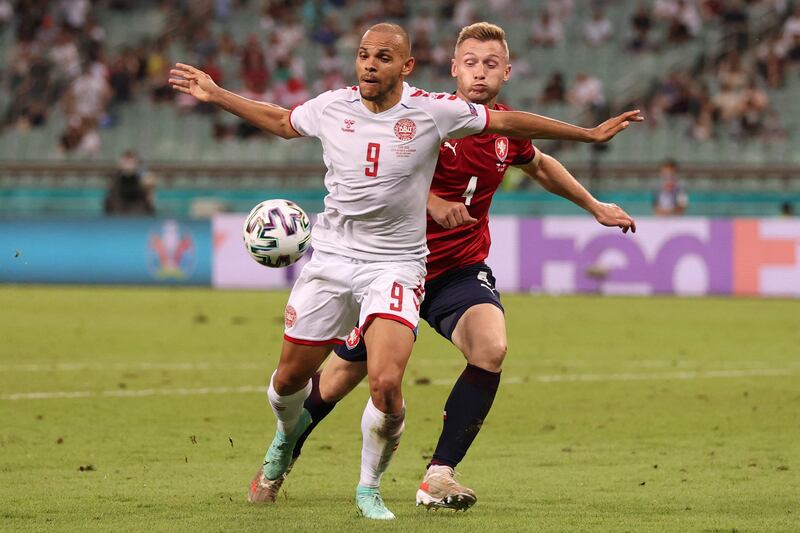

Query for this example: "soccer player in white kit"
[170,22,642,520]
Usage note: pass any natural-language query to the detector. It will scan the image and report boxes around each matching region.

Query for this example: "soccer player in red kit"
[261,22,637,510]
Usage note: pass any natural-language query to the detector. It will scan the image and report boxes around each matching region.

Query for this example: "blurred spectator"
[104,151,156,216]
[584,8,613,47]
[717,51,748,91]
[146,37,173,102]
[738,81,769,138]
[217,31,241,90]
[721,0,749,51]
[755,35,786,89]
[782,5,800,45]
[452,0,476,29]
[312,13,341,47]
[61,0,90,31]
[241,34,269,99]
[547,0,574,22]
[49,25,81,93]
[653,160,688,216]
[410,7,436,38]
[629,2,653,52]
[567,72,605,111]
[413,30,435,69]
[0,0,13,28]
[530,11,564,47]
[62,61,112,125]
[539,72,566,104]
[780,201,794,217]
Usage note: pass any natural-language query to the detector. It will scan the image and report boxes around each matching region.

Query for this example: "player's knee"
[272,368,309,395]
[369,375,403,412]
[467,339,507,373]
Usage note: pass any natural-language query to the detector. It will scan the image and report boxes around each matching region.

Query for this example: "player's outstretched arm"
[519,152,636,234]
[427,192,477,229]
[486,109,644,143]
[169,63,300,139]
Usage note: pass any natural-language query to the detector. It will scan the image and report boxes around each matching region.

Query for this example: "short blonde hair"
[455,22,509,60]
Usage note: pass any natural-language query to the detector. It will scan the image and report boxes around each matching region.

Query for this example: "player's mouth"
[361,77,380,86]
[472,83,488,92]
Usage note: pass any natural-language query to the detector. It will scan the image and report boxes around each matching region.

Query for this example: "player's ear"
[401,56,415,77]
[450,58,457,78]
[504,63,512,82]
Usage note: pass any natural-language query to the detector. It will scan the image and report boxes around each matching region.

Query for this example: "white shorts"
[283,250,426,346]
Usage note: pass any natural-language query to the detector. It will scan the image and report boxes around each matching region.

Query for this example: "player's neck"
[361,85,404,114]
[455,89,497,109]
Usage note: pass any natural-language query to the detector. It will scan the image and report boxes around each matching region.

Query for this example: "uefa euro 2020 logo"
[146,220,197,280]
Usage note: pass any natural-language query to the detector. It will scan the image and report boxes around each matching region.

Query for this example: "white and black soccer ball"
[242,199,312,268]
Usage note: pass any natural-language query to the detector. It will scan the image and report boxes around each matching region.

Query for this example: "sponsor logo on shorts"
[394,118,416,141]
[345,326,361,349]
[284,305,297,328]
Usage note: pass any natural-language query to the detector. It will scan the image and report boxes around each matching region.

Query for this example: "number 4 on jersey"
[462,175,478,206]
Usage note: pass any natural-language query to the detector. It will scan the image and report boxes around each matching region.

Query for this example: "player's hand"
[169,63,220,103]
[592,201,636,234]
[588,110,645,142]
[428,196,477,229]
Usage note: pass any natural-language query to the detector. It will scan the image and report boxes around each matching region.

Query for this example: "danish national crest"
[394,119,417,141]
[495,137,509,162]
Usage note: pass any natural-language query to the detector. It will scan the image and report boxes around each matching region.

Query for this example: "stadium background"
[2,2,799,530]
[1,0,799,294]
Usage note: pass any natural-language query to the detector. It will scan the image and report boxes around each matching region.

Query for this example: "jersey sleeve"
[511,139,540,167]
[289,88,347,137]
[426,96,489,140]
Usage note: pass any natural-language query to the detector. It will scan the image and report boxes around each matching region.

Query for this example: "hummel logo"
[443,141,458,156]
[342,118,356,133]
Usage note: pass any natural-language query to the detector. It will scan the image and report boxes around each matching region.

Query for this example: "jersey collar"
[357,82,411,116]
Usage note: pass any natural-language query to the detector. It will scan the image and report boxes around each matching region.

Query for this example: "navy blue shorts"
[334,262,503,362]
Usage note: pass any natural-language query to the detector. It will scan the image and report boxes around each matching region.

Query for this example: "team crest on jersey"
[284,305,297,328]
[394,119,416,141]
[495,137,509,162]
[345,326,361,349]
[342,118,355,133]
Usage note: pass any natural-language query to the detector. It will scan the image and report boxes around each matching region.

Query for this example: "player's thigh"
[284,251,359,343]
[451,303,508,373]
[363,318,415,412]
[319,353,367,403]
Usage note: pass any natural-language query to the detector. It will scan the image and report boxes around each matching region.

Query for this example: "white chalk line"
[0,368,793,401]
[1,359,796,373]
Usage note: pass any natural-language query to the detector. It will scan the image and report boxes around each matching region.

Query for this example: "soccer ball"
[242,199,312,268]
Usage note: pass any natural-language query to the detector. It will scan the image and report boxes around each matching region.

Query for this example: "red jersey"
[425,103,537,281]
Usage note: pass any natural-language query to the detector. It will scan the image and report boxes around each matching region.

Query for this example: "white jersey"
[290,82,489,261]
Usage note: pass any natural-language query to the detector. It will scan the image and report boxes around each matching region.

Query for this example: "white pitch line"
[0,361,272,372]
[0,368,793,401]
[1,359,796,373]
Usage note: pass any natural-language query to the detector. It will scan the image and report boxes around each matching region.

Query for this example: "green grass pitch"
[1,286,798,531]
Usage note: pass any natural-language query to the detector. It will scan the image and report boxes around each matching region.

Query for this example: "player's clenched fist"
[427,194,478,229]
[169,63,219,103]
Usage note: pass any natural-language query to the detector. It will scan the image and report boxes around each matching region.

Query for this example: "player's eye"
[486,62,497,69]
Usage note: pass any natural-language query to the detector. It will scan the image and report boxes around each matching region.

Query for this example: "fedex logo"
[516,218,800,297]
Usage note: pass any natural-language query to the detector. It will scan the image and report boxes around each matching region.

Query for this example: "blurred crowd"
[0,0,797,155]
[645,2,800,143]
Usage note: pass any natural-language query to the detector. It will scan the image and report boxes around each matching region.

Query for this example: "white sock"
[359,398,405,488]
[267,370,312,435]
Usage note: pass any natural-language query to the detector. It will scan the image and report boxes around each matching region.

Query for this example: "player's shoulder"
[492,102,515,112]
[406,86,471,109]
[306,86,360,107]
